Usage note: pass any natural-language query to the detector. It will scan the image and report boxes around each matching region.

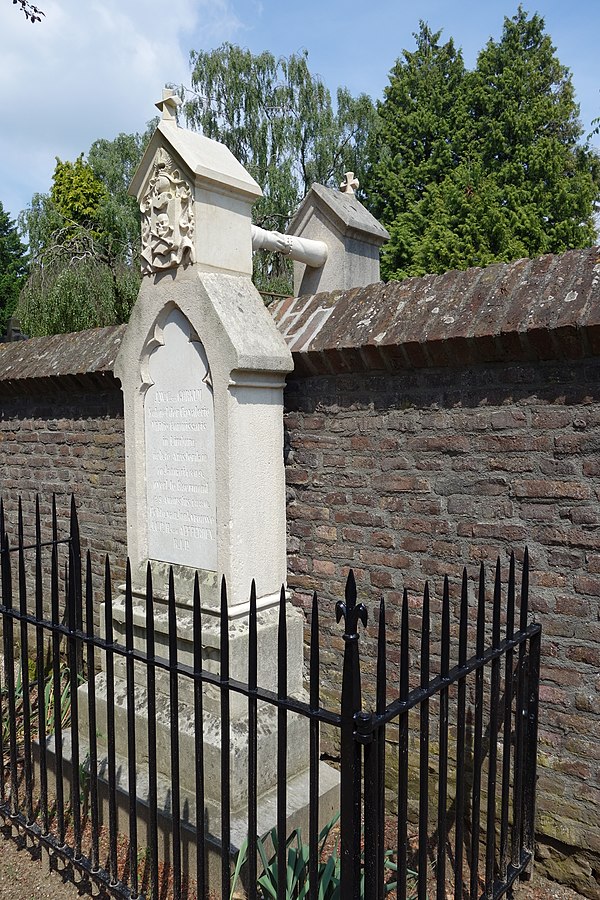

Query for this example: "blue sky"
[1,0,598,225]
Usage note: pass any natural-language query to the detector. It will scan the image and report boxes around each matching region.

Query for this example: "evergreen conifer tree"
[0,201,28,331]
[371,9,599,279]
[366,23,466,279]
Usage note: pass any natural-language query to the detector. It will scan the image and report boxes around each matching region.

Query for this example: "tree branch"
[13,1,45,23]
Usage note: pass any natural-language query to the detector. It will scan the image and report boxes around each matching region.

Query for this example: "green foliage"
[184,43,376,293]
[230,815,409,899]
[87,128,154,264]
[18,245,139,337]
[18,129,150,336]
[1,658,72,750]
[51,154,108,233]
[370,10,600,280]
[368,23,466,218]
[0,200,29,330]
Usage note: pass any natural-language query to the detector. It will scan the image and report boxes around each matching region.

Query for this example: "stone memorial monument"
[285,172,390,296]
[78,90,337,882]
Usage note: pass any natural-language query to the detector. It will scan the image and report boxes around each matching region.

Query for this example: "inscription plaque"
[145,308,217,570]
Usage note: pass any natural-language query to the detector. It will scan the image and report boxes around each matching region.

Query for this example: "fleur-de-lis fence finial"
[336,570,368,640]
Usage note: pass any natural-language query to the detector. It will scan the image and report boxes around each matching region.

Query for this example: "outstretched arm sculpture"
[251,225,328,269]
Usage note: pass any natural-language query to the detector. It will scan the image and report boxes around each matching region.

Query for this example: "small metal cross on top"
[340,171,359,194]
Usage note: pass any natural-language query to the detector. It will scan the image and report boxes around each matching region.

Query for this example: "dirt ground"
[0,824,591,900]
[0,825,96,899]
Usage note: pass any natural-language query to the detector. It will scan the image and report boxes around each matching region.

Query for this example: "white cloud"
[0,0,243,222]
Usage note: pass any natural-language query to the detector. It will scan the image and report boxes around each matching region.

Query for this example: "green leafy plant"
[1,660,74,751]
[230,814,413,899]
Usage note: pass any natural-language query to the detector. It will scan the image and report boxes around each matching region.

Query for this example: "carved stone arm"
[251,225,328,269]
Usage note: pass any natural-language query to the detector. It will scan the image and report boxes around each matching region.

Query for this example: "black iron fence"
[0,496,541,900]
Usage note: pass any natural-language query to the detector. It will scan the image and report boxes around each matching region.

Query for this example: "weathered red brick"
[574,576,600,596]
[313,559,336,577]
[372,474,431,493]
[370,570,394,589]
[514,479,591,500]
[565,645,600,666]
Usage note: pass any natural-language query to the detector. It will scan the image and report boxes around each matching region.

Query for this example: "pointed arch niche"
[142,307,217,570]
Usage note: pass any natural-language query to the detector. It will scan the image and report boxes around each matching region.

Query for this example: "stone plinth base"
[38,731,339,897]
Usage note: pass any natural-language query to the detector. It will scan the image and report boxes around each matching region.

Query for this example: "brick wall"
[0,326,127,597]
[1,249,599,894]
[275,247,600,897]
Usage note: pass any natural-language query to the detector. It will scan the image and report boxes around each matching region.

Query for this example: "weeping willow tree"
[184,44,376,295]
[18,131,149,336]
[18,227,139,336]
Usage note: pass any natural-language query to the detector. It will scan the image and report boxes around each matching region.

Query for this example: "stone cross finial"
[155,88,182,121]
[340,171,359,194]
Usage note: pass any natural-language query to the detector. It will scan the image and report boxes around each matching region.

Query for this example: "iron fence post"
[359,709,379,900]
[337,570,368,900]
[523,624,542,878]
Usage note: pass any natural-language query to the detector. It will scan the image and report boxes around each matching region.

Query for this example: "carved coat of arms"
[140,149,195,275]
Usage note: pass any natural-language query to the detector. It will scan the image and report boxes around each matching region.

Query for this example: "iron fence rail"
[0,496,541,900]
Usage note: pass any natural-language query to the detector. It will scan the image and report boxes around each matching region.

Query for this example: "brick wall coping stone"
[271,247,600,375]
[0,324,126,392]
[2,246,599,388]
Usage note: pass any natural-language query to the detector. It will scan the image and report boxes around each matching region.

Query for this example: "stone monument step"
[98,592,305,697]
[78,673,314,809]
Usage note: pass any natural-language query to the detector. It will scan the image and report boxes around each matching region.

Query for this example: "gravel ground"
[0,826,98,900]
[0,824,592,900]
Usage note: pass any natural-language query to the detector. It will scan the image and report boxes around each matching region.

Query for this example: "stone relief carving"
[140,148,195,275]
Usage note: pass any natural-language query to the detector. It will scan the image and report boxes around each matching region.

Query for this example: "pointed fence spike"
[345,569,357,607]
[520,547,529,630]
[220,576,229,682]
[493,557,502,648]
[441,575,450,676]
[477,561,486,657]
[104,555,113,622]
[70,494,80,543]
[507,551,516,640]
[400,587,409,697]
[278,584,287,698]
[420,582,430,689]
[248,579,257,690]
[459,567,468,666]
[193,570,201,651]
[309,591,320,709]
[35,496,41,552]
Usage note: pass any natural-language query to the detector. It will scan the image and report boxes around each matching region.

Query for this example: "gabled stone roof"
[287,183,389,244]
[129,121,262,201]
